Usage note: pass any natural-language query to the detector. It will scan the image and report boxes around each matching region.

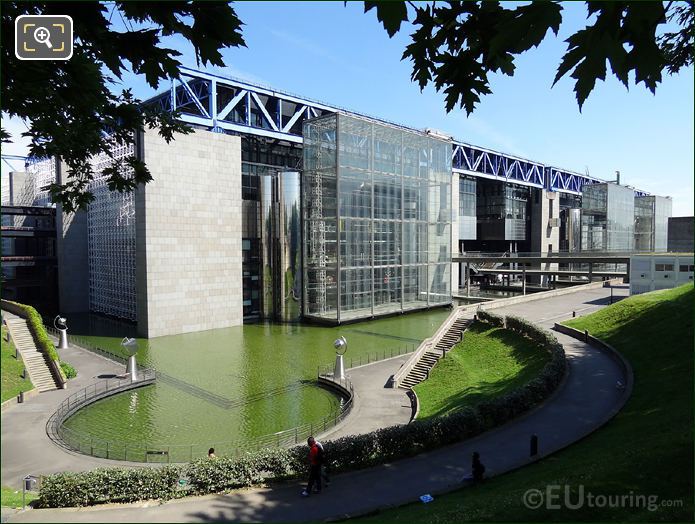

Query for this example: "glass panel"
[303,113,451,322]
[302,116,338,321]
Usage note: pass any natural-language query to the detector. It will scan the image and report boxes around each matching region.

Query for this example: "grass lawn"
[359,284,693,522]
[414,322,550,419]
[0,486,38,509]
[1,326,34,403]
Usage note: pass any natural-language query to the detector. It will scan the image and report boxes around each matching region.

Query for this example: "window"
[679,265,688,272]
[655,264,664,271]
[665,264,674,271]
[690,265,695,272]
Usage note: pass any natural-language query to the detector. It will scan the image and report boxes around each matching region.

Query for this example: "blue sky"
[3,1,693,215]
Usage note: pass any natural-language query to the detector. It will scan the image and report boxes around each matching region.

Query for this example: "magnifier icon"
[33,26,52,49]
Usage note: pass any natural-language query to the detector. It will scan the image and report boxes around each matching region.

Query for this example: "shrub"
[477,309,504,327]
[37,466,182,508]
[505,315,559,347]
[60,361,77,379]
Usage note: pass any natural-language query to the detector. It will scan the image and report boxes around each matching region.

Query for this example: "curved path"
[3,285,630,523]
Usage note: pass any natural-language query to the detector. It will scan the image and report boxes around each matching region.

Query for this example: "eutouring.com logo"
[522,485,683,512]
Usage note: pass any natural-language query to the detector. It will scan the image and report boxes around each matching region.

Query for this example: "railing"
[45,359,355,464]
[46,369,157,459]
[391,308,463,388]
[43,324,129,366]
[343,344,417,369]
[456,250,640,258]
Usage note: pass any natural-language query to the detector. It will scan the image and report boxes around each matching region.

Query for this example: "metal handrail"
[46,361,355,464]
[392,308,462,388]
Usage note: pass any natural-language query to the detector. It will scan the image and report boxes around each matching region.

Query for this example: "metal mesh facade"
[26,158,56,208]
[87,141,137,320]
[302,114,451,323]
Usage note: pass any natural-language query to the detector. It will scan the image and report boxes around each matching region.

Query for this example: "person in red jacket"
[301,436,322,496]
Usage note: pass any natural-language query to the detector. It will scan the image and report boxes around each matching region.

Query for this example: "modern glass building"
[634,195,672,252]
[302,113,452,323]
[581,183,635,252]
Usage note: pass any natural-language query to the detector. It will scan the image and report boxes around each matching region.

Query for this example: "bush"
[477,309,505,327]
[37,317,568,509]
[37,466,182,508]
[60,361,77,379]
[505,315,559,347]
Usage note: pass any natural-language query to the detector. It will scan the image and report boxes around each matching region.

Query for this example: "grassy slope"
[414,323,550,419]
[1,326,34,403]
[0,486,38,509]
[360,284,693,522]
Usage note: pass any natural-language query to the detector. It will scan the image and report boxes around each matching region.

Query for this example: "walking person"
[314,439,330,487]
[301,436,322,497]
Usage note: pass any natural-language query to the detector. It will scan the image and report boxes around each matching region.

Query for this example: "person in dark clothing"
[462,451,486,482]
[472,451,485,481]
[301,437,322,496]
[314,439,330,487]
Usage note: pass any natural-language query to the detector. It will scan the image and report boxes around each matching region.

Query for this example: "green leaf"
[364,1,409,37]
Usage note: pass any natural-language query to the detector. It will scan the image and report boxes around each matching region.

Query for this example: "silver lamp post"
[53,315,68,349]
[121,337,139,381]
[333,336,347,380]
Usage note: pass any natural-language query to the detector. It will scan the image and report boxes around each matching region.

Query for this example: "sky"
[2,1,693,215]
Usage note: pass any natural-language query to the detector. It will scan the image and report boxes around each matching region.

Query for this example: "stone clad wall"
[136,128,243,337]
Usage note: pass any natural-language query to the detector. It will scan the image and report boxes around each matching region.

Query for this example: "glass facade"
[476,180,530,241]
[458,175,477,240]
[634,195,672,252]
[581,183,635,252]
[302,114,452,323]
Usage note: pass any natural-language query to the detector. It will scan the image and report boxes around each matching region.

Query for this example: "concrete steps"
[5,317,60,392]
[399,317,472,390]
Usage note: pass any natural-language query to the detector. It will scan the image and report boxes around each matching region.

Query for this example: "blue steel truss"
[452,143,545,188]
[147,67,336,143]
[146,67,648,196]
[546,167,600,195]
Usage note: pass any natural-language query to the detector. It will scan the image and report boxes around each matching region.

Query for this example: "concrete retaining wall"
[1,387,39,412]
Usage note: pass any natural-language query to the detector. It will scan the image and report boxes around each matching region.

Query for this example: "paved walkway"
[3,285,631,522]
[322,356,413,440]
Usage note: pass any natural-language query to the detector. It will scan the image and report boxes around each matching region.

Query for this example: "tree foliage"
[1,1,245,212]
[2,2,691,210]
[365,1,693,113]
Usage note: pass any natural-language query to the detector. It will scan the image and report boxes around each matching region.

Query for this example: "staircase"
[5,317,60,392]
[399,317,472,389]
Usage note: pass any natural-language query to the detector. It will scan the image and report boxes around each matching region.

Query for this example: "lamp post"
[333,336,347,380]
[121,337,139,381]
[53,315,68,349]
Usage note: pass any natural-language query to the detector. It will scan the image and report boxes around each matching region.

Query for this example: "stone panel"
[137,129,243,337]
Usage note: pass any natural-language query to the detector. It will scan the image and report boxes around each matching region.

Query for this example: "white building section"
[630,254,694,295]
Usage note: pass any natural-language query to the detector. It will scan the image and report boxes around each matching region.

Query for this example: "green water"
[63,309,450,453]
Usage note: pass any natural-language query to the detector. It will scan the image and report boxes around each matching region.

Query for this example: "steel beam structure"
[452,143,545,189]
[145,67,649,196]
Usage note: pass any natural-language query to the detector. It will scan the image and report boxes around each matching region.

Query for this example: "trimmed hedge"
[38,467,182,507]
[37,318,567,509]
[477,309,505,327]
[3,301,66,382]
